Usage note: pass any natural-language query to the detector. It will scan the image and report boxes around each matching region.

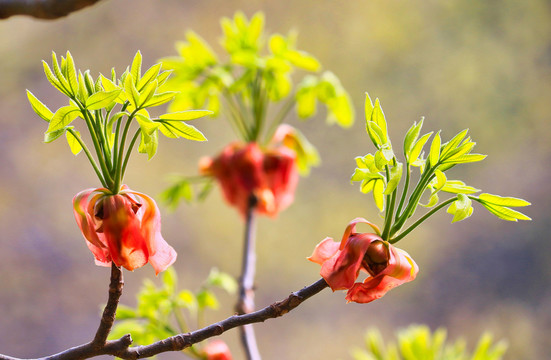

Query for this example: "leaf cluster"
[351,325,507,360]
[28,51,212,192]
[351,94,531,243]
[109,267,237,358]
[162,12,354,132]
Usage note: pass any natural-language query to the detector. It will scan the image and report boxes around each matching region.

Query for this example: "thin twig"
[0,279,329,360]
[236,195,261,360]
[0,0,104,19]
[92,263,124,347]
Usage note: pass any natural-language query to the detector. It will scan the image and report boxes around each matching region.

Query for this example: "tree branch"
[0,0,105,20]
[0,278,329,360]
[236,195,261,360]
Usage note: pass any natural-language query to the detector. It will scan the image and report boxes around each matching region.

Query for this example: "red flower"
[73,185,177,274]
[308,218,418,303]
[203,340,233,360]
[200,139,298,217]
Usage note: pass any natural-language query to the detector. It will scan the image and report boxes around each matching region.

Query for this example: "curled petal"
[307,237,339,265]
[340,217,381,249]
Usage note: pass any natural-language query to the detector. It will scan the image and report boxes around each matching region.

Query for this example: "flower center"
[362,240,390,276]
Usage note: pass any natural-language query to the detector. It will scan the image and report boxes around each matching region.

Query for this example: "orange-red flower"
[73,185,176,274]
[203,340,233,360]
[308,218,418,303]
[200,140,298,217]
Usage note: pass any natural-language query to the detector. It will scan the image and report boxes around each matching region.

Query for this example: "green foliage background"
[0,1,548,359]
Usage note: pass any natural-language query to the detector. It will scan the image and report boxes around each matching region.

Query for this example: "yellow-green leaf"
[27,90,53,122]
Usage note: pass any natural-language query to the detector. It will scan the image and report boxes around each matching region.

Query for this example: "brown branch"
[0,278,329,360]
[0,0,105,20]
[235,195,261,360]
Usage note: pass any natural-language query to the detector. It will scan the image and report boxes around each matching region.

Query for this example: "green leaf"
[142,91,178,108]
[371,98,388,144]
[51,52,71,95]
[196,289,219,310]
[46,105,81,133]
[205,268,238,294]
[384,163,403,195]
[130,51,142,84]
[138,128,159,160]
[177,289,197,311]
[64,51,79,97]
[296,78,318,118]
[443,153,487,165]
[85,90,122,110]
[42,60,68,96]
[27,90,53,122]
[161,178,194,209]
[403,118,423,159]
[115,304,137,320]
[136,114,161,135]
[447,194,473,223]
[66,129,82,155]
[478,193,531,207]
[440,129,468,159]
[479,203,528,221]
[44,127,67,143]
[138,80,158,108]
[373,178,385,211]
[161,267,177,293]
[428,131,441,167]
[124,73,140,108]
[409,132,433,164]
[137,63,162,91]
[157,120,206,141]
[159,110,213,121]
[441,180,480,194]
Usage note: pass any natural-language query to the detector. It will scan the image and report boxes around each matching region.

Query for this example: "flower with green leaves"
[159,12,354,207]
[351,93,531,244]
[27,51,212,194]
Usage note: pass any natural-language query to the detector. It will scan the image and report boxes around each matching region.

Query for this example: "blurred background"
[0,0,549,359]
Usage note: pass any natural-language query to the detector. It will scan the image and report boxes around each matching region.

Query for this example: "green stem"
[390,196,457,243]
[120,129,141,180]
[67,128,107,188]
[76,101,113,187]
[264,96,295,145]
[395,162,411,221]
[381,165,395,240]
[223,92,250,141]
[391,167,435,236]
[113,113,136,192]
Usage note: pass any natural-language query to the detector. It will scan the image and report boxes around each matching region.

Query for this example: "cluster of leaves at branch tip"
[351,93,530,243]
[158,11,353,207]
[27,51,213,190]
[110,267,236,357]
[351,325,507,360]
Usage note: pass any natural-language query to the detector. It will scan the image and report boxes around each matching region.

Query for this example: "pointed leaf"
[64,51,79,96]
[42,60,69,96]
[157,120,206,141]
[142,91,178,108]
[384,162,403,195]
[85,90,122,110]
[124,73,140,108]
[159,110,213,121]
[137,63,162,91]
[130,51,142,84]
[478,193,531,207]
[429,131,441,167]
[373,179,385,211]
[46,105,81,133]
[409,132,433,164]
[66,129,82,155]
[403,118,423,159]
[27,90,53,122]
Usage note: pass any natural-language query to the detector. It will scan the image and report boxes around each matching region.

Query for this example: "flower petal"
[339,217,381,250]
[321,233,379,291]
[124,189,177,274]
[307,237,339,265]
[344,245,418,304]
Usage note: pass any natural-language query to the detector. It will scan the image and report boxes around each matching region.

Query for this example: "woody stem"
[236,194,262,360]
